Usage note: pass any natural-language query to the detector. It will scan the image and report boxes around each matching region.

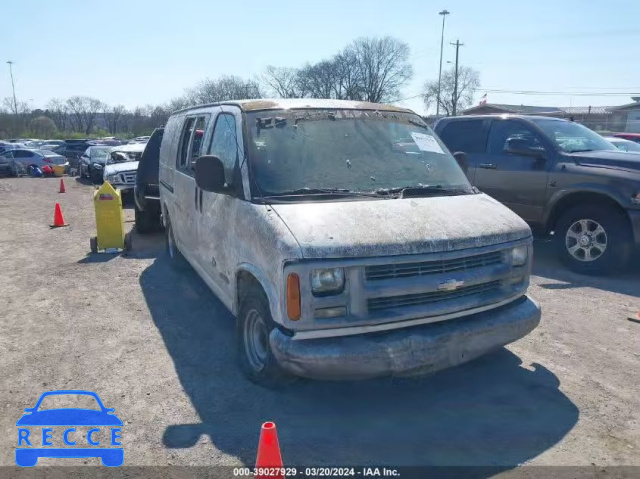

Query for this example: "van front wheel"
[165,216,188,269]
[237,289,293,387]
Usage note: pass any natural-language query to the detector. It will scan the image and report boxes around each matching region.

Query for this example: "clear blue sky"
[2,0,639,114]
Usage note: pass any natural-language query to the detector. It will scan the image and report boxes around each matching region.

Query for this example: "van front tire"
[165,216,188,270]
[237,288,294,388]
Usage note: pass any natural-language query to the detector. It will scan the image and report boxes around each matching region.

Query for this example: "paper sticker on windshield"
[410,132,445,154]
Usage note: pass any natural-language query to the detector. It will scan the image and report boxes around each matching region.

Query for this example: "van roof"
[173,98,414,115]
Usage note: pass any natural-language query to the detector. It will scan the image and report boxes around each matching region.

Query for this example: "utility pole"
[450,40,464,116]
[6,61,18,115]
[436,9,450,118]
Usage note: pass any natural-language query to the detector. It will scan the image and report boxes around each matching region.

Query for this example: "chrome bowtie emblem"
[437,279,465,291]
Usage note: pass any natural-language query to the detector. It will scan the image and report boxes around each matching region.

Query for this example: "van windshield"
[245,109,472,199]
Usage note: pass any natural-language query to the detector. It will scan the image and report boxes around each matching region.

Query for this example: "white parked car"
[102,143,146,194]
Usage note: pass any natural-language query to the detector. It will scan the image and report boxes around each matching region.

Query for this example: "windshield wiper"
[375,184,471,197]
[260,187,382,199]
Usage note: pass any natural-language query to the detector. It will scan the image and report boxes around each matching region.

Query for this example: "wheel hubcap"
[243,309,268,372]
[565,219,607,262]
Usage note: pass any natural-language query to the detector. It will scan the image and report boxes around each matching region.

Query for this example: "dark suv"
[434,115,640,274]
[134,127,164,233]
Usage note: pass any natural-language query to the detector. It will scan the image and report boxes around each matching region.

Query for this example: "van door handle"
[199,189,203,212]
[479,163,497,169]
[194,187,198,211]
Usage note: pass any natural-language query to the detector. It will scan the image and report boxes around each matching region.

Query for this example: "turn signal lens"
[511,245,528,266]
[286,273,301,320]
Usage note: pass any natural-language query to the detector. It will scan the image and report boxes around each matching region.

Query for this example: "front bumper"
[270,295,540,380]
[628,209,640,246]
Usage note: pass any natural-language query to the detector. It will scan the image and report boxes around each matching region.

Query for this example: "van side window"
[178,117,196,170]
[189,116,207,168]
[177,116,209,173]
[439,120,488,154]
[208,113,238,184]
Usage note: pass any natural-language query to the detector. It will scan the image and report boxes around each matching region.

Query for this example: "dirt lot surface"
[1,177,639,474]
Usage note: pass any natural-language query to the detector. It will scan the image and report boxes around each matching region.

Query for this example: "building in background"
[461,97,640,133]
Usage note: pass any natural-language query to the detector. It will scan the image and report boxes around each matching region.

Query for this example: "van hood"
[271,193,531,259]
[103,161,139,175]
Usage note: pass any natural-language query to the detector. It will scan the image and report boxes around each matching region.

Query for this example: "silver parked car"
[0,149,68,169]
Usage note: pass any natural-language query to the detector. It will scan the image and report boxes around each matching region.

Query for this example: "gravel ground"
[0,177,639,473]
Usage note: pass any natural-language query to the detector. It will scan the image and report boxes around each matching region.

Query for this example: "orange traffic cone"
[255,422,283,479]
[628,311,640,324]
[50,202,68,228]
[59,178,66,193]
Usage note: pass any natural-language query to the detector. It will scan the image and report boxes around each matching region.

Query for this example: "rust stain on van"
[240,100,280,111]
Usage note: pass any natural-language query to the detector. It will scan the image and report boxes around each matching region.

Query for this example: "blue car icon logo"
[16,390,123,467]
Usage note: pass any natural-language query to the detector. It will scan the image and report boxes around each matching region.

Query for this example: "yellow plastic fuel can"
[90,181,132,253]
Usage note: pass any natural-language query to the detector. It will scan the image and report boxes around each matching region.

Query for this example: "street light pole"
[450,39,464,116]
[6,61,18,115]
[436,9,450,117]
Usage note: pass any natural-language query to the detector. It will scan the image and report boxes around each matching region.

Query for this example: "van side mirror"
[195,155,226,193]
[505,138,545,158]
[453,151,469,174]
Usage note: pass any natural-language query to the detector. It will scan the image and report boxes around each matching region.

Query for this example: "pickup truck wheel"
[135,201,161,234]
[555,205,632,275]
[165,217,188,269]
[237,289,294,388]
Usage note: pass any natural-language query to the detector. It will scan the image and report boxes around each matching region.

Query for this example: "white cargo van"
[159,99,540,386]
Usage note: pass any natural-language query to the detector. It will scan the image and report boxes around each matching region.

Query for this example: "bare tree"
[262,66,305,98]
[263,36,412,103]
[350,37,413,103]
[104,104,127,135]
[65,96,106,134]
[422,66,480,116]
[46,98,69,131]
[333,49,363,100]
[2,97,31,133]
[186,75,263,106]
[297,61,339,99]
[146,105,170,128]
[30,116,57,136]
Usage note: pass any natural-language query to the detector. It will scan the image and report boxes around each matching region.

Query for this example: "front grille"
[118,171,136,185]
[365,251,504,281]
[367,280,502,312]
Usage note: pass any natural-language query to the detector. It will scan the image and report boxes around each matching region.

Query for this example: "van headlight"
[511,245,528,266]
[311,268,345,294]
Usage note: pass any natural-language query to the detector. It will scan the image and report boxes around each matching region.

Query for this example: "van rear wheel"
[237,288,294,388]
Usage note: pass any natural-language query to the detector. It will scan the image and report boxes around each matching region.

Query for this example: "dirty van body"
[159,99,541,385]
